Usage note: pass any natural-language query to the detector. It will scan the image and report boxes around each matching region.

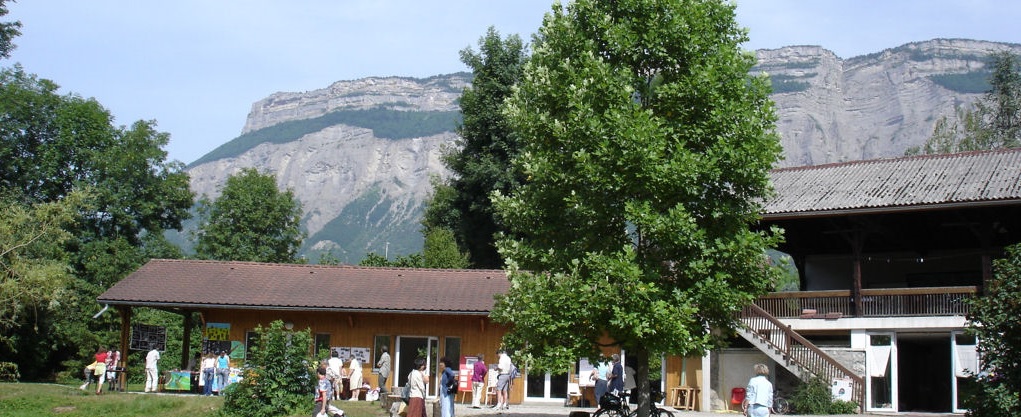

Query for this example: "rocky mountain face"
[185,39,1021,263]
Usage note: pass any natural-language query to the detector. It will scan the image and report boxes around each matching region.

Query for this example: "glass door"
[396,335,439,397]
[865,332,897,412]
[951,332,978,413]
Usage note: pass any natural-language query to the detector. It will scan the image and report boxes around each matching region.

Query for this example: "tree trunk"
[631,345,652,417]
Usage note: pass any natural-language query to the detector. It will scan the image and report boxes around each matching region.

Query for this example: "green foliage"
[768,74,812,94]
[1,47,191,384]
[929,71,992,94]
[0,190,87,348]
[789,376,832,414]
[194,168,306,263]
[911,52,1021,155]
[828,400,858,414]
[964,242,1021,416]
[422,227,470,269]
[491,0,784,416]
[424,26,529,268]
[0,0,20,59]
[220,320,315,417]
[0,361,19,381]
[358,252,424,268]
[306,185,423,264]
[786,377,860,414]
[191,106,461,166]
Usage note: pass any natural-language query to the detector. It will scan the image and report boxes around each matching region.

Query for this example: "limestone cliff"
[185,39,1021,263]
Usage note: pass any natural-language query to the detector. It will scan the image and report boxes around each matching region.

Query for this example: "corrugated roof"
[764,148,1021,218]
[98,259,509,314]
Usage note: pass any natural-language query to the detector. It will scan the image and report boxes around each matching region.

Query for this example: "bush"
[218,320,316,417]
[788,376,859,414]
[0,362,20,382]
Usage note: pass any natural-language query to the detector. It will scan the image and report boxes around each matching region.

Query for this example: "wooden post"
[181,312,193,370]
[118,306,131,391]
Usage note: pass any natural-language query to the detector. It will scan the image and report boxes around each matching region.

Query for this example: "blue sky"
[7,0,1021,164]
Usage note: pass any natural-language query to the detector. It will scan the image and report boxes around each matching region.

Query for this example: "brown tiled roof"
[764,148,1021,219]
[98,259,509,315]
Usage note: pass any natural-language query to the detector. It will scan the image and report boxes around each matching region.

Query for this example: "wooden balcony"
[754,286,978,318]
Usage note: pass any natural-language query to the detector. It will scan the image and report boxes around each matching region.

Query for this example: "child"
[314,366,345,417]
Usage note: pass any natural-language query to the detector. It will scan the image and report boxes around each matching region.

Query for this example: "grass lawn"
[0,383,390,417]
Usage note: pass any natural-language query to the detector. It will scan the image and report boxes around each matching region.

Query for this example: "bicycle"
[593,391,631,417]
[740,393,791,415]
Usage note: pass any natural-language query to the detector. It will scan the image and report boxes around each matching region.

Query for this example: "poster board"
[203,323,231,354]
[331,347,371,364]
[165,371,191,391]
[832,378,852,401]
[129,324,167,351]
[459,356,478,392]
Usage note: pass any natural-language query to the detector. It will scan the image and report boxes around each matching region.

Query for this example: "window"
[374,335,391,371]
[315,333,331,359]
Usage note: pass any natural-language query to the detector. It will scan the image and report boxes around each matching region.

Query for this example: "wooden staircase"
[737,303,864,409]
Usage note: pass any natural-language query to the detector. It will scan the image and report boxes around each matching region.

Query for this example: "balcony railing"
[754,286,978,318]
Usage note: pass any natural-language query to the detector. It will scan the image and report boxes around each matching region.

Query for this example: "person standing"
[216,350,231,394]
[200,353,216,396]
[495,349,512,410]
[470,354,487,408]
[348,355,363,401]
[439,357,456,417]
[328,350,344,400]
[593,359,610,404]
[744,363,774,417]
[406,357,429,417]
[376,346,391,394]
[144,347,161,393]
[608,354,624,396]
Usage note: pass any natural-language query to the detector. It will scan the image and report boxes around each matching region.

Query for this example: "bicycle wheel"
[594,408,628,417]
[652,407,675,417]
[772,397,791,415]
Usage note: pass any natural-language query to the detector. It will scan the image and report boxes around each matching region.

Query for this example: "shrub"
[789,376,832,414]
[0,362,20,382]
[828,399,859,414]
[219,320,315,417]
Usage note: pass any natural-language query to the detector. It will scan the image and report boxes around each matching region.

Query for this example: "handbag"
[401,381,411,403]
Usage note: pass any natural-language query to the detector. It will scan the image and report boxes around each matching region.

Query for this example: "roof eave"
[761,199,1021,221]
[96,299,493,316]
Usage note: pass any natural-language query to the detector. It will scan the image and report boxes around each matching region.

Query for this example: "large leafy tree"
[910,52,1021,155]
[0,190,88,348]
[0,0,20,60]
[423,26,528,268]
[0,64,193,380]
[490,1,784,416]
[194,168,305,263]
[965,243,1021,416]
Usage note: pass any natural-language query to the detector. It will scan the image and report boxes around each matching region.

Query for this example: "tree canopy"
[0,62,194,379]
[490,1,784,415]
[965,243,1021,415]
[423,26,529,268]
[194,168,306,263]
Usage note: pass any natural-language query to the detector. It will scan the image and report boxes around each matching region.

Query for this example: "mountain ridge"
[183,39,1021,263]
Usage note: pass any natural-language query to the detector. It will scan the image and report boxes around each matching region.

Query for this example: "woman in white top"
[406,357,428,417]
[745,363,774,417]
[348,355,363,401]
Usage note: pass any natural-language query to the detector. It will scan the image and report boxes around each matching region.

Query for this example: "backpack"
[509,364,520,379]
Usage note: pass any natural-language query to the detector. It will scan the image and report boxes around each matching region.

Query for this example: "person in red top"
[93,347,109,395]
[470,354,487,408]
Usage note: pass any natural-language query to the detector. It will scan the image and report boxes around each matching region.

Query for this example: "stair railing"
[739,303,865,410]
